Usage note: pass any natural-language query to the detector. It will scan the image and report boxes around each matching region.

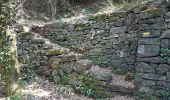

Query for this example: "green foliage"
[9,94,22,100]
[160,48,170,60]
[57,70,70,85]
[57,70,112,98]
[93,57,108,67]
[75,73,96,97]
[19,70,36,86]
[73,72,112,98]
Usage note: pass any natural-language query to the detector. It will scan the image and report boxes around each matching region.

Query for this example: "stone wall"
[16,0,170,99]
[41,0,168,75]
[16,32,136,98]
[43,11,138,74]
[135,9,170,100]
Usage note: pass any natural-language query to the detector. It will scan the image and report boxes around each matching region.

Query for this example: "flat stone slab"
[138,45,160,57]
[136,73,166,81]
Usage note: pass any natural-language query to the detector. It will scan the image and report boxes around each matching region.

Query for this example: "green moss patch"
[18,32,32,38]
[46,49,64,56]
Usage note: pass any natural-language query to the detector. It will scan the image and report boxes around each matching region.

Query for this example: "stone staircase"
[17,32,137,99]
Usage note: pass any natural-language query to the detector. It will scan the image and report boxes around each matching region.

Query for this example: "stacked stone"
[135,2,170,99]
[43,12,138,74]
[16,31,136,98]
[16,0,170,99]
[42,0,169,74]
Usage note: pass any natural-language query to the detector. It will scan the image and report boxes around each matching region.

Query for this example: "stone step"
[28,33,136,96]
[89,65,135,94]
[31,38,46,44]
[109,74,135,94]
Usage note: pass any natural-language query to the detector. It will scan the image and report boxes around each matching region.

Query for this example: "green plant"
[8,94,22,100]
[73,72,112,98]
[18,67,36,87]
[57,70,70,86]
[93,57,108,67]
[160,48,170,60]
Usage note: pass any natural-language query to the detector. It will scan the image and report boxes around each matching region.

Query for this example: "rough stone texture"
[135,2,170,98]
[74,59,93,72]
[16,1,170,99]
[90,65,112,81]
[137,45,160,57]
[156,64,170,75]
[136,62,155,73]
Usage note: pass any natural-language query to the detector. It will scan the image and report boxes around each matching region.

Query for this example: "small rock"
[37,66,51,76]
[156,64,170,75]
[136,62,155,73]
[161,31,170,39]
[125,72,134,81]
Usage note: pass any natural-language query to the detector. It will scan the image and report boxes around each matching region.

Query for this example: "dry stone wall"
[16,0,170,99]
[43,12,138,74]
[42,0,168,75]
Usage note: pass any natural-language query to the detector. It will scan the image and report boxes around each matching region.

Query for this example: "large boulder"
[90,65,112,81]
[73,60,93,72]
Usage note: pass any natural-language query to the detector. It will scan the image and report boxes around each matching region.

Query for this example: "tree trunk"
[0,0,20,96]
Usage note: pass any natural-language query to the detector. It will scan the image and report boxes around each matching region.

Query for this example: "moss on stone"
[18,32,32,38]
[46,49,64,56]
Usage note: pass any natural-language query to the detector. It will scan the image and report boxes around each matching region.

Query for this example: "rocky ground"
[0,73,138,100]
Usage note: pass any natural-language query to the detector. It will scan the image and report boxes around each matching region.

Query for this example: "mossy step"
[46,49,65,56]
[17,32,32,39]
[32,38,45,44]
